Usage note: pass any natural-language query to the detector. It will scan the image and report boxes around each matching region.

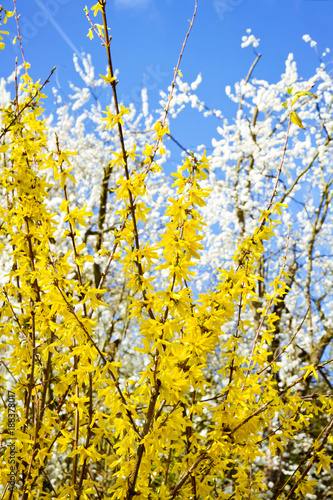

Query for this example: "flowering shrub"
[0,2,332,499]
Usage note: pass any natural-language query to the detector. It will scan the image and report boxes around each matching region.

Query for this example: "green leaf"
[282,102,288,109]
[291,91,317,107]
[287,87,293,96]
[290,111,305,129]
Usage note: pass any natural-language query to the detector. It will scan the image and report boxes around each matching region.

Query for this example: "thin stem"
[13,0,26,67]
[145,0,198,172]
[55,134,88,317]
[99,1,155,321]
[0,68,56,140]
[71,350,80,489]
[243,227,290,383]
[273,415,333,500]
[257,308,308,376]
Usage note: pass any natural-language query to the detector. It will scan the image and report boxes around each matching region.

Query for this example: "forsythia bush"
[0,2,332,499]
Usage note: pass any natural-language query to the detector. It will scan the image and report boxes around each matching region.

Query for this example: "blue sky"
[1,0,333,150]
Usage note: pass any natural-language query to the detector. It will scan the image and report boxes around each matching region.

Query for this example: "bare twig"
[13,0,26,66]
[257,308,309,376]
[146,0,198,172]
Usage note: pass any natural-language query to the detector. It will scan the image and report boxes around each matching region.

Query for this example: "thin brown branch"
[170,451,209,498]
[273,415,333,500]
[0,67,56,140]
[13,0,26,66]
[55,134,88,317]
[47,251,141,438]
[238,53,261,112]
[71,350,80,489]
[257,307,308,376]
[243,227,290,383]
[127,380,161,500]
[76,373,93,500]
[98,1,155,321]
[145,0,198,172]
